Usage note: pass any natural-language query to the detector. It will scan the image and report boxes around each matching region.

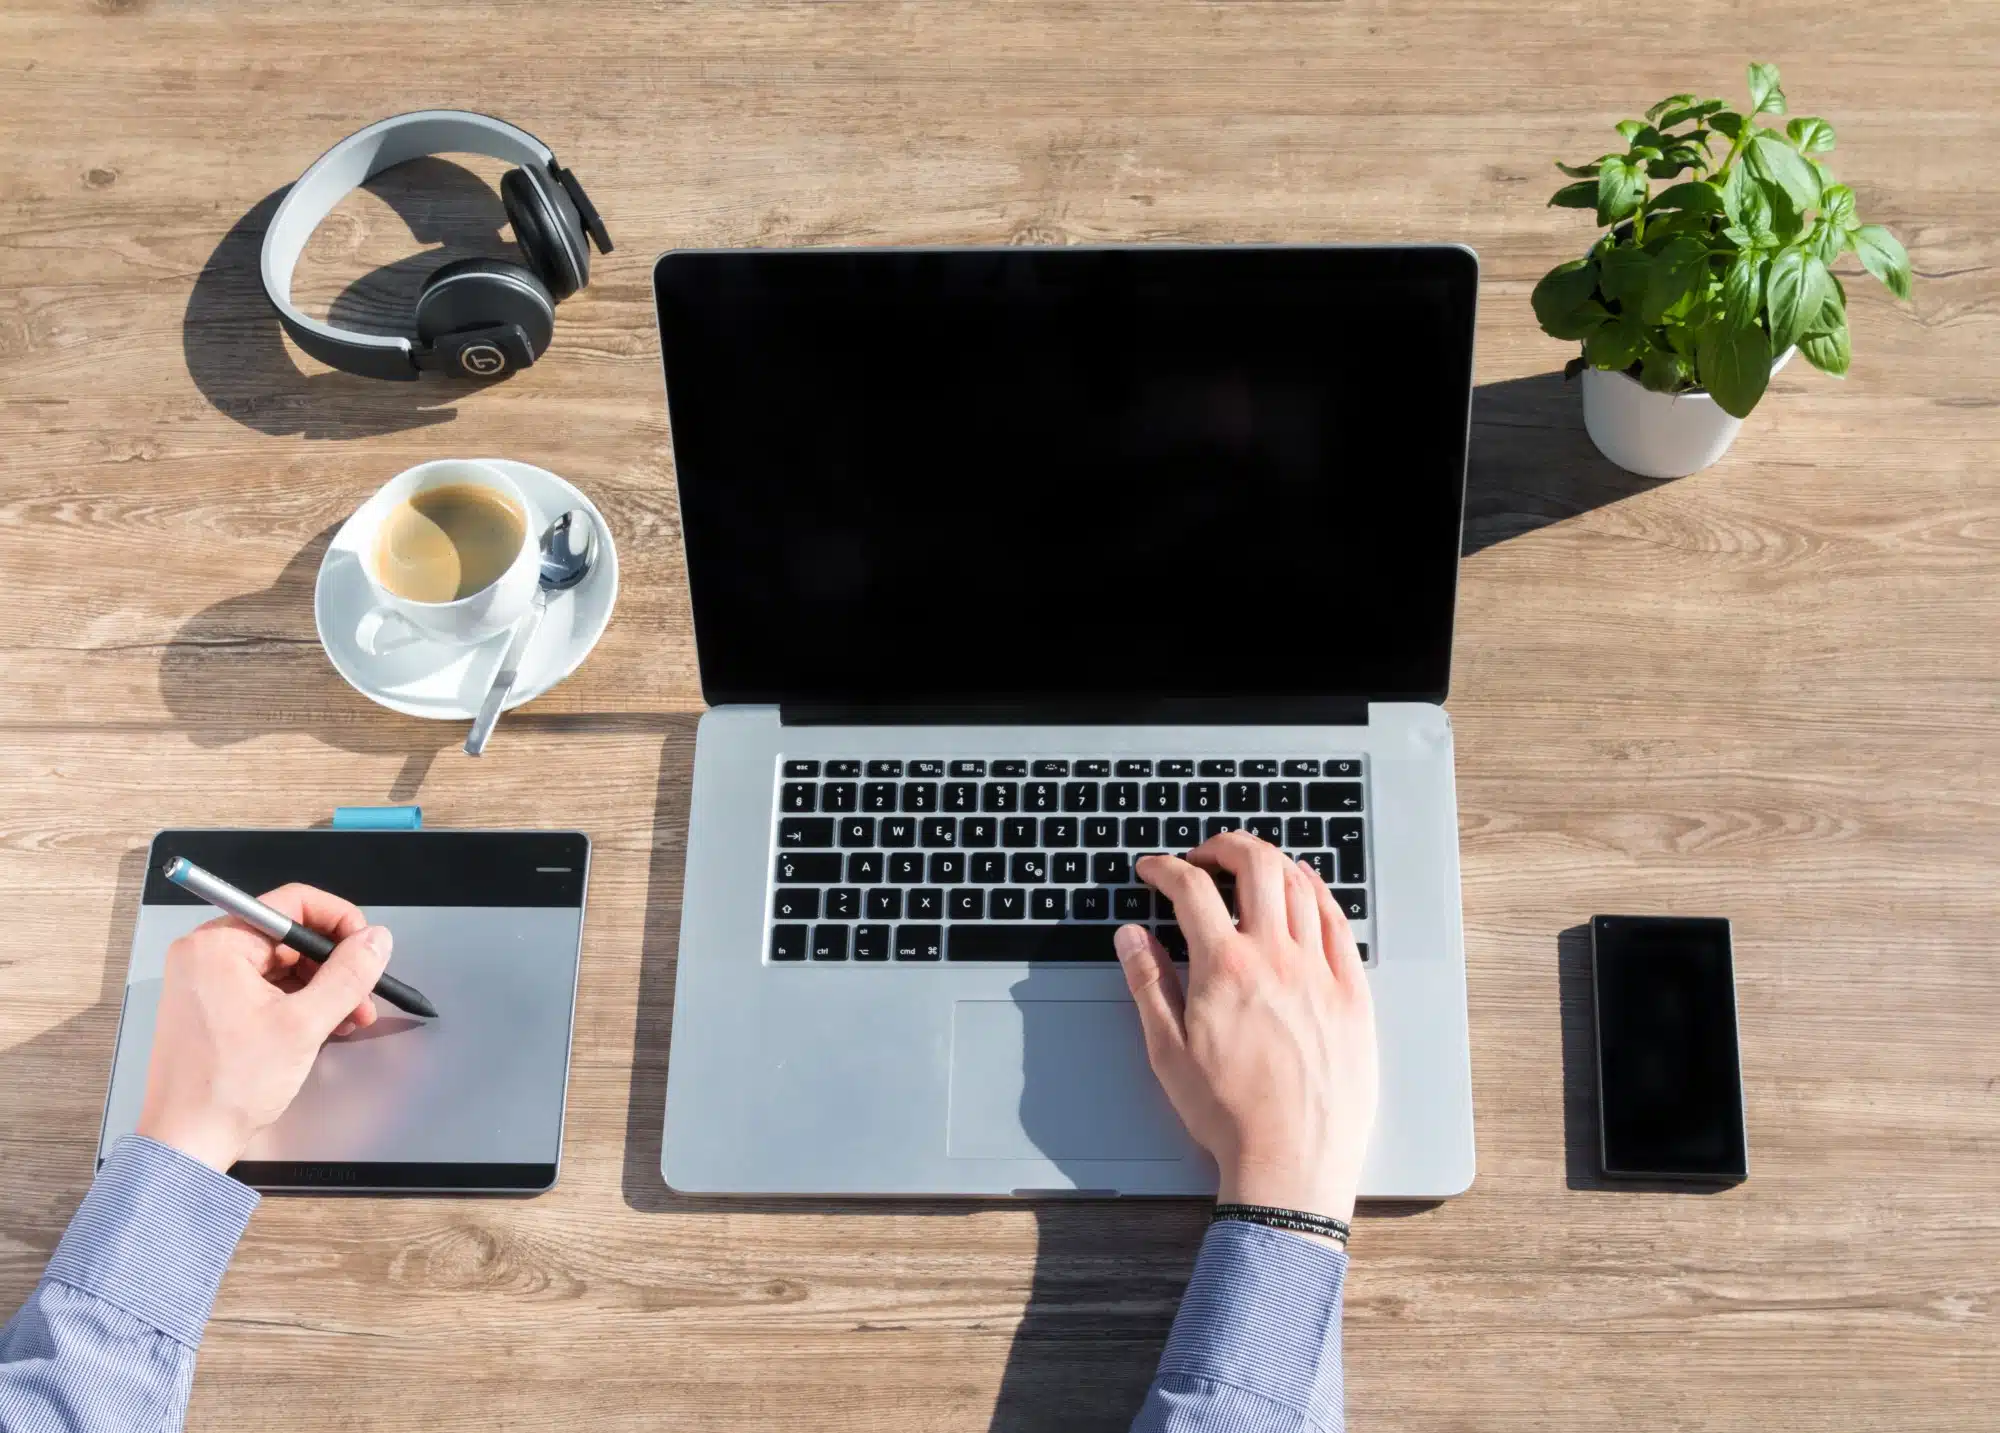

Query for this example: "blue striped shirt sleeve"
[1130,1220,1348,1433]
[0,1134,259,1433]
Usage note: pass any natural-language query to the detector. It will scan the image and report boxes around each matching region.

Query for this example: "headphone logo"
[459,343,507,376]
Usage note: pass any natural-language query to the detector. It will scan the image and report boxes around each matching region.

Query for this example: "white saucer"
[314,460,619,720]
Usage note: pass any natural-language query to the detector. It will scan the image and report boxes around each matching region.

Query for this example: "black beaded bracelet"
[1212,1203,1351,1246]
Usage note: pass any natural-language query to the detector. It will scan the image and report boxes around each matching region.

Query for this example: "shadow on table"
[183,157,519,440]
[1464,372,1670,558]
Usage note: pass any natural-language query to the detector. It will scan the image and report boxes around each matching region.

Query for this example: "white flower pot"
[1581,346,1796,479]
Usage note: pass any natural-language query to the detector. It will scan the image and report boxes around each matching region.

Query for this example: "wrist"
[134,1108,244,1174]
[1219,1160,1357,1224]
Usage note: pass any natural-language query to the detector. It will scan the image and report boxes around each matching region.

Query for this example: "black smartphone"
[1590,915,1748,1183]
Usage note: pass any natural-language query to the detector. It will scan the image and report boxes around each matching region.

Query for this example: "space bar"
[948,924,1121,962]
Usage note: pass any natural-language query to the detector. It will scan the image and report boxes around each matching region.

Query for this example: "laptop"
[655,245,1478,1199]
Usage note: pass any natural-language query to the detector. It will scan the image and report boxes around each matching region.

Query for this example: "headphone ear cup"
[415,257,555,373]
[501,167,587,301]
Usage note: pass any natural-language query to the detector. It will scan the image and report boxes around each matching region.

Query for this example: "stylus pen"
[161,857,438,1019]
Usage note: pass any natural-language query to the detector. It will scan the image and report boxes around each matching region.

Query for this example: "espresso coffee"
[373,482,527,603]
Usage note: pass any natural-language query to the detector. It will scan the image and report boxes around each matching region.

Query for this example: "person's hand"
[1117,833,1378,1228]
[135,884,393,1172]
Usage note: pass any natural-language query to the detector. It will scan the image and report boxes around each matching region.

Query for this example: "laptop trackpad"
[947,1000,1188,1161]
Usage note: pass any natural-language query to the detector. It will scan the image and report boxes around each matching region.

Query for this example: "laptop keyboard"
[768,757,1372,966]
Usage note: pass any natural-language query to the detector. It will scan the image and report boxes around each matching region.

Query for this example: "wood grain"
[2,3,1996,1429]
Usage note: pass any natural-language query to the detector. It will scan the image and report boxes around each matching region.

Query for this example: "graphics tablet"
[99,829,589,1193]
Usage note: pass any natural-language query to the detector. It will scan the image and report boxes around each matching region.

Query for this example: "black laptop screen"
[656,247,1477,709]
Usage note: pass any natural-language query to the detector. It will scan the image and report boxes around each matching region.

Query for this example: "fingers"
[1136,853,1235,951]
[257,884,369,945]
[1114,924,1186,1069]
[1189,832,1290,938]
[286,925,392,1040]
[1285,860,1324,961]
[1306,863,1365,985]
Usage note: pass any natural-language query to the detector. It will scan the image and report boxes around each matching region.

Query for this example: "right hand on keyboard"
[1117,832,1378,1231]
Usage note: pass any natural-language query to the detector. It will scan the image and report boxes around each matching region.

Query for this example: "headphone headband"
[261,111,560,380]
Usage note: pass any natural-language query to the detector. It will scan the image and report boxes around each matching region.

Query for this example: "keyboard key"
[1327,759,1363,778]
[774,888,820,920]
[950,887,984,919]
[826,887,861,919]
[902,783,938,812]
[1003,817,1038,847]
[1083,817,1119,847]
[822,782,858,812]
[1301,851,1336,883]
[943,782,978,812]
[971,852,1006,883]
[863,783,897,812]
[1075,759,1110,777]
[992,760,1027,777]
[1010,852,1048,883]
[1113,887,1151,920]
[1307,782,1363,813]
[1164,816,1201,848]
[1124,816,1160,846]
[910,760,945,777]
[1159,759,1194,777]
[782,783,817,813]
[991,888,1026,919]
[1337,836,1366,885]
[1286,816,1324,848]
[1328,818,1363,850]
[895,925,943,961]
[909,887,944,919]
[1185,782,1220,812]
[867,760,904,777]
[854,924,890,960]
[784,760,821,778]
[1224,781,1261,812]
[1062,781,1100,812]
[889,852,924,883]
[1242,759,1278,777]
[841,817,876,848]
[962,817,997,847]
[1032,889,1067,920]
[1032,759,1070,777]
[929,852,965,883]
[1143,782,1180,812]
[847,852,885,883]
[1042,816,1078,847]
[1116,759,1153,777]
[866,888,902,920]
[1265,782,1301,812]
[770,925,808,961]
[949,760,986,777]
[1332,889,1366,919]
[827,760,862,778]
[1246,817,1282,845]
[1052,852,1088,883]
[1282,759,1320,777]
[1357,942,1370,965]
[1025,781,1059,813]
[1199,759,1236,777]
[948,925,1119,961]
[1093,852,1132,884]
[1105,782,1139,813]
[880,816,917,847]
[776,852,841,883]
[1154,889,1177,919]
[1204,817,1242,839]
[921,818,957,848]
[1071,888,1111,920]
[779,818,834,849]
[1157,924,1188,959]
[983,782,1020,812]
[811,926,848,961]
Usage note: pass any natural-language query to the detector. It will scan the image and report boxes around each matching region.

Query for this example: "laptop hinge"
[779,698,1371,727]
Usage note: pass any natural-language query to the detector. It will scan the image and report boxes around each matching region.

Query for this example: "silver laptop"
[656,246,1477,1199]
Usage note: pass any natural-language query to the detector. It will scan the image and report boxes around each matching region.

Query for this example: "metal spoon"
[463,508,597,756]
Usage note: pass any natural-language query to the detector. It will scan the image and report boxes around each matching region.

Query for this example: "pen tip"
[160,857,186,881]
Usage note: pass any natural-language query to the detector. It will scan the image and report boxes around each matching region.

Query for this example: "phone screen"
[1591,915,1747,1181]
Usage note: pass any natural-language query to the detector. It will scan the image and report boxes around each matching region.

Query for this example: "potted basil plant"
[1533,63,1912,477]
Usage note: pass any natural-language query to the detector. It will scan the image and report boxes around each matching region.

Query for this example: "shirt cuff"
[45,1134,261,1349]
[1156,1219,1348,1426]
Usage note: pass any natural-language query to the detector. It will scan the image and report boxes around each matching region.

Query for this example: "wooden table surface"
[2,3,1995,1429]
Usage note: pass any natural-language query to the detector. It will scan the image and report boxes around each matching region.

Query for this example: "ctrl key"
[810,925,849,961]
[770,924,809,961]
[894,924,944,961]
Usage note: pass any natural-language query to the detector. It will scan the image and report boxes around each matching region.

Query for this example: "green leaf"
[1853,224,1913,300]
[1647,93,1698,123]
[1720,252,1764,327]
[1786,116,1836,153]
[1697,322,1773,418]
[1710,110,1745,141]
[1556,155,1616,178]
[1596,157,1647,226]
[1615,119,1646,142]
[1585,311,1651,373]
[1550,179,1599,209]
[1659,98,1726,129]
[1597,244,1654,307]
[1641,236,1713,323]
[1532,258,1608,339]
[1800,322,1851,376]
[1814,218,1853,264]
[1747,131,1822,211]
[1806,282,1847,338]
[1766,248,1834,354]
[1747,62,1786,116]
[1766,181,1807,244]
[1717,156,1751,221]
[1736,180,1776,248]
[1819,183,1858,231]
[1640,347,1695,391]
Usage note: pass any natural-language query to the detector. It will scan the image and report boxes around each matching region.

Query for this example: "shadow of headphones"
[260,111,613,380]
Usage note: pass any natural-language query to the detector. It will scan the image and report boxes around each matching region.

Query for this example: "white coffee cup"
[351,459,542,645]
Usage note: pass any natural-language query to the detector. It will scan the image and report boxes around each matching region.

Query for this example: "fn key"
[770,924,808,961]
